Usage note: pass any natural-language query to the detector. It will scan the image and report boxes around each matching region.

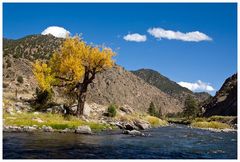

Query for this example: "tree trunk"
[76,90,87,117]
[76,71,95,117]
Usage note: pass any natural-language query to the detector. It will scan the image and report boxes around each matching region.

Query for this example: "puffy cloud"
[148,27,212,42]
[178,80,215,92]
[41,26,70,38]
[123,33,147,42]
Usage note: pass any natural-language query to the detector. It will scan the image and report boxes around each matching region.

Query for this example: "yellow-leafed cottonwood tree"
[33,36,115,117]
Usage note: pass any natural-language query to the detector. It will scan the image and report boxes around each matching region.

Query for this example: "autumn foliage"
[33,36,115,116]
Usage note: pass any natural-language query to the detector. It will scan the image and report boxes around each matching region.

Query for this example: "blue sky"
[3,3,237,95]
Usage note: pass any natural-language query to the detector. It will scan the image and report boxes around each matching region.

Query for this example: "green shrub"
[107,104,117,117]
[17,76,24,84]
[35,88,53,105]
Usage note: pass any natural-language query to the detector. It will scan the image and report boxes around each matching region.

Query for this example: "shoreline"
[189,126,237,132]
[3,123,237,135]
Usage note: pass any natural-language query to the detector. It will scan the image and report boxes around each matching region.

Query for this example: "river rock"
[75,126,92,134]
[114,122,124,129]
[134,120,151,130]
[60,128,72,133]
[123,130,144,136]
[124,123,136,130]
[42,126,54,132]
[22,126,37,132]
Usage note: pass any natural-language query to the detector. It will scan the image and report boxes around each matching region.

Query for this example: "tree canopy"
[33,36,115,116]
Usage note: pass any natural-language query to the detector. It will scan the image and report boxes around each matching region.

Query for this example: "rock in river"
[123,130,145,136]
[75,126,92,134]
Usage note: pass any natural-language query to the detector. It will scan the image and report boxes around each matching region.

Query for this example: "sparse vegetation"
[17,76,24,84]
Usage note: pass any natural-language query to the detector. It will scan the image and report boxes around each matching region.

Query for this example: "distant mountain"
[203,73,237,117]
[3,34,183,115]
[131,69,211,103]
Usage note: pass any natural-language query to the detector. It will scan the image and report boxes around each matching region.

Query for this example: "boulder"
[75,126,92,134]
[83,103,91,116]
[124,123,136,130]
[60,128,72,133]
[123,130,144,136]
[22,126,37,132]
[114,122,124,129]
[119,105,134,114]
[42,126,54,132]
[134,120,151,130]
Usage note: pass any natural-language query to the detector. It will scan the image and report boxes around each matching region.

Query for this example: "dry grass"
[144,116,168,127]
[191,121,231,129]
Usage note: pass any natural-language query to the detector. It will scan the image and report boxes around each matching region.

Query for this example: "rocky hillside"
[3,34,63,60]
[87,66,183,114]
[203,73,237,117]
[3,34,183,115]
[131,69,211,103]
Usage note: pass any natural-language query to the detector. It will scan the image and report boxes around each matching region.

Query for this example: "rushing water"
[3,124,237,159]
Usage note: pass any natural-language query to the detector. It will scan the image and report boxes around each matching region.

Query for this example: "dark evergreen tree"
[148,102,156,116]
[183,95,199,119]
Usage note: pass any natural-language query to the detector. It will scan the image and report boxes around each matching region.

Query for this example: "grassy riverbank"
[3,112,112,132]
[166,116,236,130]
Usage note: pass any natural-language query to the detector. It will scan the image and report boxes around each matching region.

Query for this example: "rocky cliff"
[203,73,237,117]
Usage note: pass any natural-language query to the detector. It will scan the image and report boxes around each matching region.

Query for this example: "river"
[3,124,237,159]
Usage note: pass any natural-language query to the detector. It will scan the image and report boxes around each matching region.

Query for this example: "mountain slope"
[3,34,183,115]
[203,73,237,117]
[3,34,63,60]
[131,69,211,103]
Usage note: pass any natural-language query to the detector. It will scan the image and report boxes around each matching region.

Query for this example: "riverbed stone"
[42,126,54,132]
[124,123,136,130]
[75,125,92,134]
[60,128,72,133]
[22,126,37,132]
[134,120,151,130]
[123,130,144,136]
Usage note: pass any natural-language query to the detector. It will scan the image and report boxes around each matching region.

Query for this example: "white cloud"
[148,27,212,42]
[41,26,70,38]
[178,80,215,92]
[123,33,147,42]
